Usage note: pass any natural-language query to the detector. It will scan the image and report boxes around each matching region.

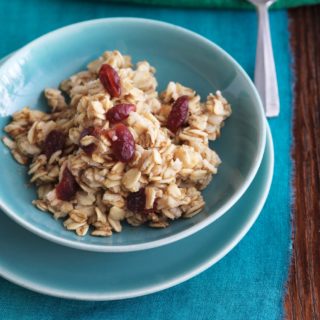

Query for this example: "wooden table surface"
[285,5,320,319]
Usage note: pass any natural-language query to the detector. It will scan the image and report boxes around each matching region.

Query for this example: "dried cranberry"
[43,130,66,158]
[79,127,101,156]
[98,64,121,98]
[166,95,189,134]
[56,167,79,201]
[106,124,135,163]
[106,103,136,124]
[127,188,146,213]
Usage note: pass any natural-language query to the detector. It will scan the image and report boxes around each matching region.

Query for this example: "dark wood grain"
[285,6,320,319]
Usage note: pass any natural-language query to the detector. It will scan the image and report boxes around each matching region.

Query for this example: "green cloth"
[109,0,320,9]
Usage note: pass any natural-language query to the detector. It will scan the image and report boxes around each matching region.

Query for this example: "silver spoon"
[248,0,280,117]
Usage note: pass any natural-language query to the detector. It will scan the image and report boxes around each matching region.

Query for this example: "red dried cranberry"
[98,64,121,98]
[127,188,146,213]
[106,103,136,124]
[56,167,79,201]
[43,130,66,158]
[79,127,101,156]
[106,124,135,163]
[166,95,189,134]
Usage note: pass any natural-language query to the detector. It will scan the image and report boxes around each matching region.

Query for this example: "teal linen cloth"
[0,0,292,319]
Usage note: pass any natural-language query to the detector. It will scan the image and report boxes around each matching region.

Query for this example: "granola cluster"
[2,50,231,237]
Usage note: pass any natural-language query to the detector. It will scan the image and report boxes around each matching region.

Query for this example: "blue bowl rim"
[0,17,266,252]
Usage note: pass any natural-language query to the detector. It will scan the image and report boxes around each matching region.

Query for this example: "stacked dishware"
[0,18,273,300]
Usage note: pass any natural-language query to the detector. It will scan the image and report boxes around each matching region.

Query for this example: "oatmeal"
[2,50,231,237]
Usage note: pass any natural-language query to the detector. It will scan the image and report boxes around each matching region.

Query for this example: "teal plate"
[0,18,266,252]
[0,126,273,300]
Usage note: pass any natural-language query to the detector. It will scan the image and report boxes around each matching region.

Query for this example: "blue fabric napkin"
[0,0,292,319]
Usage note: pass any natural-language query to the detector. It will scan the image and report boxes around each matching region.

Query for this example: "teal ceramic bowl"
[0,18,266,252]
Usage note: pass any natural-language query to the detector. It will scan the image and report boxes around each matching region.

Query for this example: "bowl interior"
[0,18,265,251]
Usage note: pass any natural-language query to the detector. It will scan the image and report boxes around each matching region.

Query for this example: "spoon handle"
[254,4,280,117]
